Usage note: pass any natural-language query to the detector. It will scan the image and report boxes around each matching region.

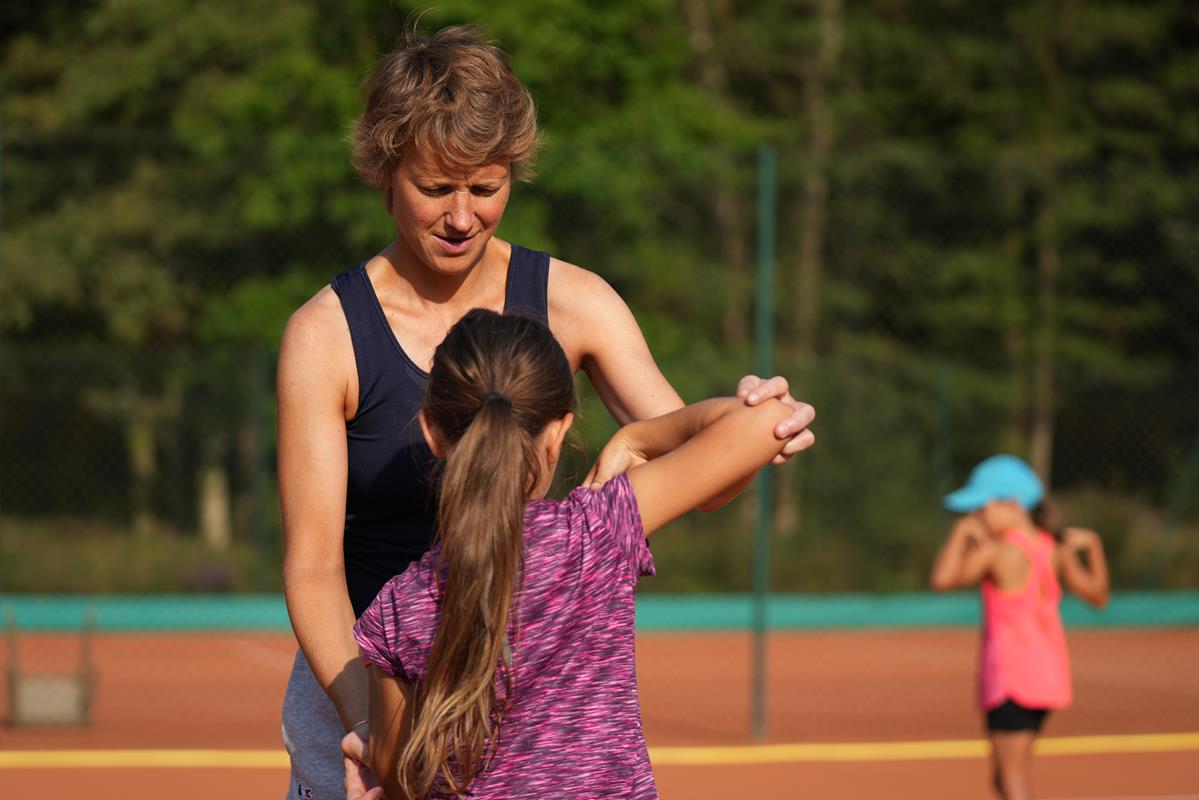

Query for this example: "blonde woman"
[277,26,814,799]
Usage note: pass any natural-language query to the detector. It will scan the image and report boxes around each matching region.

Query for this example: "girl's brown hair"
[398,309,574,798]
[1032,496,1064,540]
[351,25,541,190]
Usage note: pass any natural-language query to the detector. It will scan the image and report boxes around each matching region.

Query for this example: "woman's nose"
[445,191,473,233]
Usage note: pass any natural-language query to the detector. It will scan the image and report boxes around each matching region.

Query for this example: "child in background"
[347,309,809,800]
[930,454,1109,800]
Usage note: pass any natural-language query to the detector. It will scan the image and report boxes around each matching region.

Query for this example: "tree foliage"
[2,0,1196,590]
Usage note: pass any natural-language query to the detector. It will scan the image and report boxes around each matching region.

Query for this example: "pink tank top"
[979,529,1072,711]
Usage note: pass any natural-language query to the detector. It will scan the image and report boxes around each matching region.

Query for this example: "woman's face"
[390,150,512,276]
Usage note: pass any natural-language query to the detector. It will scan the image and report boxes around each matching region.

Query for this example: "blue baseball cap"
[943,454,1044,513]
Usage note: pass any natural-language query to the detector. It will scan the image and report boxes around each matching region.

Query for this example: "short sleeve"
[353,578,405,677]
[588,473,655,580]
[353,560,440,683]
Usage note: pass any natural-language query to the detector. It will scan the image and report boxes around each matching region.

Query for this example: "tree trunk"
[776,0,843,538]
[1029,10,1068,486]
[1030,171,1058,485]
[128,414,157,539]
[999,167,1030,455]
[682,0,749,344]
[795,0,842,359]
[199,435,232,552]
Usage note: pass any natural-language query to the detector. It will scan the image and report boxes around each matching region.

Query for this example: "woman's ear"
[419,410,448,458]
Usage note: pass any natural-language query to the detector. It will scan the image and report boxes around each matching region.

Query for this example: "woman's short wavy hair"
[351,26,541,189]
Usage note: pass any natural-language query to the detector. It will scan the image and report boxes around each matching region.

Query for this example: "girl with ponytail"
[348,309,808,799]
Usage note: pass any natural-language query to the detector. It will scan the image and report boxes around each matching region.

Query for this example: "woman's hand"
[736,375,816,464]
[342,730,386,800]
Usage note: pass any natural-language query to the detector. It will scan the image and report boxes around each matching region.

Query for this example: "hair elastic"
[482,391,512,408]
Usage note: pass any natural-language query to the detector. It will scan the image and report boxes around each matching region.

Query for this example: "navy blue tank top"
[332,244,550,617]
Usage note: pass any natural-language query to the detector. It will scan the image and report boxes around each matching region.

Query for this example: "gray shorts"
[281,649,345,800]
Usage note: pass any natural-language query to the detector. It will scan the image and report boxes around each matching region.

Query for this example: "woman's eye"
[419,185,451,196]
[472,187,499,197]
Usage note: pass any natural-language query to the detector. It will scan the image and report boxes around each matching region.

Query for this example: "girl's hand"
[953,516,988,546]
[736,375,816,463]
[584,432,649,490]
[342,730,385,800]
[1064,527,1099,552]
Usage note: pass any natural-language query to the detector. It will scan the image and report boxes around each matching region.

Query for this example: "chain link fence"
[2,127,1198,744]
[3,132,1198,593]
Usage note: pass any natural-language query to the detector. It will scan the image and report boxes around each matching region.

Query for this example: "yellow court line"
[649,732,1199,764]
[0,750,289,769]
[1,732,1197,769]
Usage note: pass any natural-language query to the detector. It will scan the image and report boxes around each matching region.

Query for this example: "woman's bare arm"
[623,398,792,535]
[278,290,367,731]
[551,262,815,503]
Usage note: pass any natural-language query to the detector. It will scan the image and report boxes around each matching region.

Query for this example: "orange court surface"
[1,628,1196,799]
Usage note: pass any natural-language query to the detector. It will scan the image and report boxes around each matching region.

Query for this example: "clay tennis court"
[2,627,1196,799]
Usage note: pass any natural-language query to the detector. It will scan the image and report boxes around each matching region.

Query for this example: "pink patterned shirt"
[354,474,658,799]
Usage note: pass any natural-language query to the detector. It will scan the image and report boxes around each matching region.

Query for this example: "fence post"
[751,144,777,740]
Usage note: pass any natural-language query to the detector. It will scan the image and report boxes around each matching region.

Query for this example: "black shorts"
[986,699,1050,733]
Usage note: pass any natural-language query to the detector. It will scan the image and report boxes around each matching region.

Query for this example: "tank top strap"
[504,244,550,325]
[330,263,402,408]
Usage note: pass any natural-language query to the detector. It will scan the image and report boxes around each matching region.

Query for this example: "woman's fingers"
[742,375,789,405]
[774,401,816,441]
[736,374,762,398]
[777,427,816,458]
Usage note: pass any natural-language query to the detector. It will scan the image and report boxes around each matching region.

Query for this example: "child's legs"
[989,731,1036,800]
[984,700,1049,800]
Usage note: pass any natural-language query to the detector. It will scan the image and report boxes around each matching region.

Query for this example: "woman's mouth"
[434,234,475,254]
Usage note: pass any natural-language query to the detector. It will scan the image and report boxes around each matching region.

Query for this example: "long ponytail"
[398,309,574,798]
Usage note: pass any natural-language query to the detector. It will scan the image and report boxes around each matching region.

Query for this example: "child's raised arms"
[1056,527,1110,608]
[929,517,997,591]
[609,397,797,536]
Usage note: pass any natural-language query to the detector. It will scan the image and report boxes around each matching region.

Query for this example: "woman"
[278,26,815,800]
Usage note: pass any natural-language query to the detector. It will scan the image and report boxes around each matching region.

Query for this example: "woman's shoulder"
[544,257,644,365]
[546,256,617,300]
[282,282,349,344]
[277,282,356,393]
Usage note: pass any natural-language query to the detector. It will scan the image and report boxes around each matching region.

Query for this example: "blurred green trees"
[1,1,1196,591]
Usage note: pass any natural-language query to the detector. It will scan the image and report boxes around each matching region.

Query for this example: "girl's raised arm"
[929,517,996,591]
[1058,528,1110,608]
[620,397,793,535]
